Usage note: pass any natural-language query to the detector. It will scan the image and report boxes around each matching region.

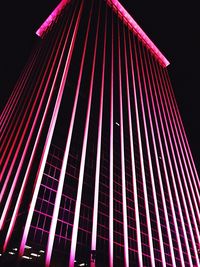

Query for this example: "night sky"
[1,0,199,175]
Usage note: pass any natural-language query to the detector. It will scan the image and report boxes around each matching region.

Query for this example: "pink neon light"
[149,55,185,265]
[69,3,97,266]
[0,48,39,149]
[0,30,62,234]
[132,35,156,267]
[145,49,176,266]
[118,22,129,267]
[156,64,200,264]
[137,39,167,265]
[109,14,114,267]
[0,50,36,136]
[91,5,107,259]
[36,0,71,37]
[19,5,81,257]
[0,66,41,189]
[107,0,169,67]
[45,3,87,267]
[164,70,200,208]
[126,31,143,267]
[154,61,195,266]
[2,15,71,252]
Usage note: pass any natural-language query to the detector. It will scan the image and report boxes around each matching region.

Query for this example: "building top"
[36,0,170,67]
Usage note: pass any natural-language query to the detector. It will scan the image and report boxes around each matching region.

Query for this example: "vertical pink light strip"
[153,58,195,266]
[117,22,129,267]
[164,69,200,205]
[0,63,43,183]
[109,11,114,267]
[0,44,44,168]
[91,6,107,267]
[0,43,54,202]
[148,54,186,266]
[2,6,74,251]
[0,16,66,233]
[162,67,200,215]
[0,45,39,134]
[18,3,82,257]
[69,2,99,266]
[0,46,40,148]
[164,69,200,189]
[125,30,143,267]
[142,44,177,266]
[45,2,93,267]
[137,39,167,265]
[156,64,200,264]
[131,34,155,267]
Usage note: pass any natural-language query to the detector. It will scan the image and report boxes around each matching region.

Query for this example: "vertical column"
[109,11,114,267]
[45,1,94,267]
[137,39,167,265]
[157,64,200,266]
[90,5,107,267]
[142,44,177,266]
[69,1,99,265]
[164,69,200,207]
[0,5,71,246]
[18,1,82,257]
[125,29,143,267]
[118,22,129,267]
[131,33,156,267]
[149,53,186,266]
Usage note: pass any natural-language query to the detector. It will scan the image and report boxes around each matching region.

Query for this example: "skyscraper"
[0,0,199,266]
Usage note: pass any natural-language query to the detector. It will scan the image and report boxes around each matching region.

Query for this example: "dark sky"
[1,0,199,175]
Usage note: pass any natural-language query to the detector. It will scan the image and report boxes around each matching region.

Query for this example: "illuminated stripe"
[157,65,200,265]
[118,22,129,267]
[0,44,54,202]
[137,40,166,265]
[0,46,39,136]
[2,5,75,252]
[45,2,92,267]
[126,30,143,267]
[18,3,82,257]
[142,44,177,266]
[91,6,107,266]
[150,55,186,266]
[0,63,42,184]
[154,59,195,266]
[132,34,155,267]
[109,11,114,267]
[69,2,98,266]
[0,15,66,233]
[164,69,200,209]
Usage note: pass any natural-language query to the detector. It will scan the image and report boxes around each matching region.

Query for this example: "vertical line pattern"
[118,22,129,267]
[18,1,82,257]
[109,10,114,267]
[150,54,186,266]
[91,6,107,267]
[126,29,143,267]
[137,40,167,266]
[132,34,156,267]
[45,1,94,267]
[69,1,99,265]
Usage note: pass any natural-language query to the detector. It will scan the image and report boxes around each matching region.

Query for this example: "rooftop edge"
[36,0,170,67]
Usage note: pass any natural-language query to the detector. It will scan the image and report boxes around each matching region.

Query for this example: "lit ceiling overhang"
[36,0,170,67]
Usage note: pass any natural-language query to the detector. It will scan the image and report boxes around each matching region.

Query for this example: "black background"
[1,0,199,175]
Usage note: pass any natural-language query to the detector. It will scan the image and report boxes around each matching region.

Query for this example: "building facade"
[0,0,200,266]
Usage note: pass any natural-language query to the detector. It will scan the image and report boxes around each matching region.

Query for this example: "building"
[0,0,200,266]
